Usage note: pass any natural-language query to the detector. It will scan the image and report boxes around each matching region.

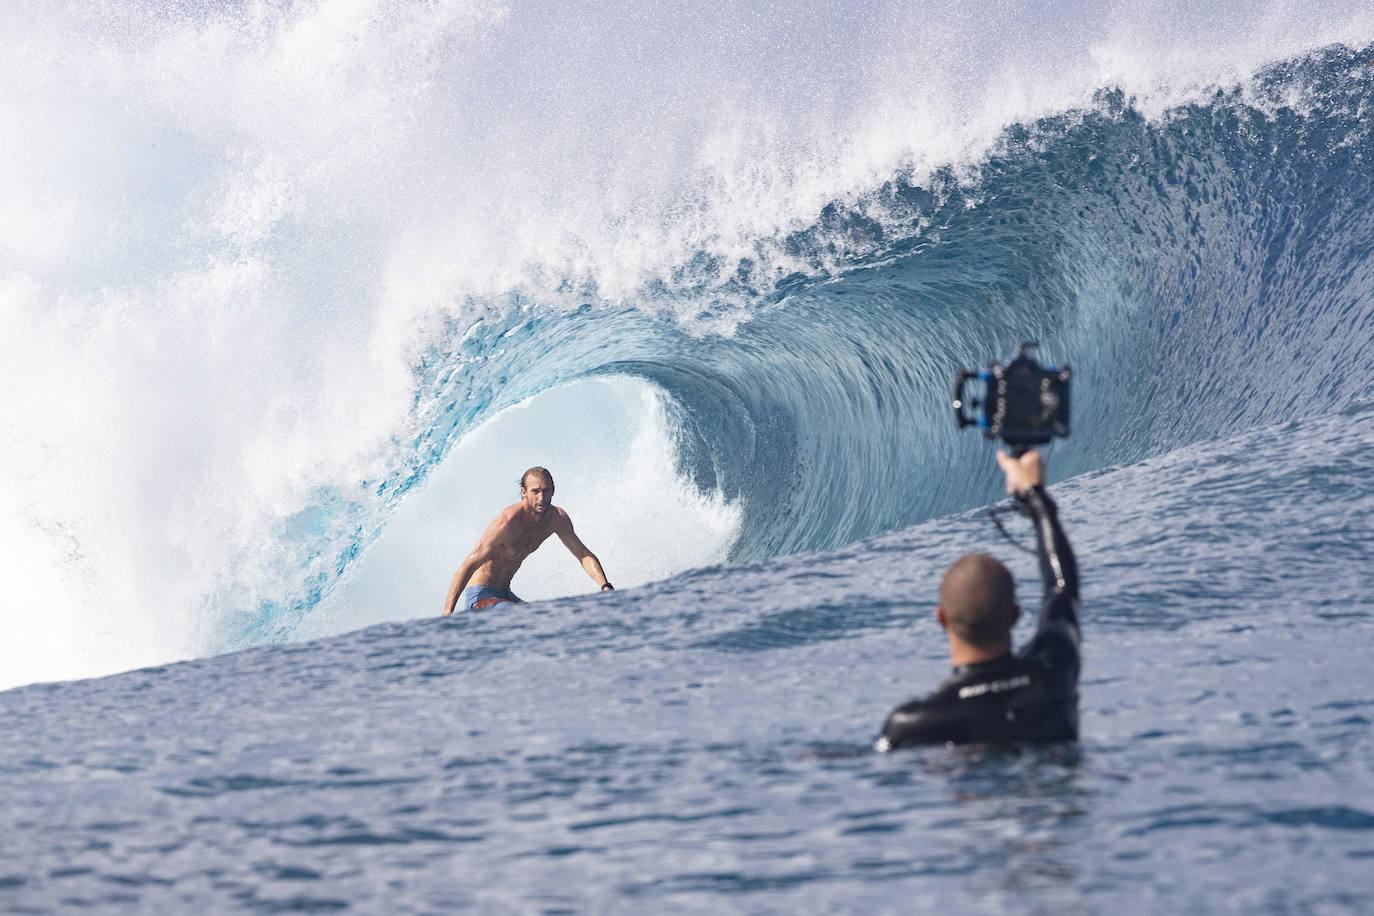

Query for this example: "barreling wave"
[363,43,1374,572]
[5,2,1372,671]
[235,42,1374,646]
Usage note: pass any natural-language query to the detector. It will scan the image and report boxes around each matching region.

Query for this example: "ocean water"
[3,1,1374,911]
[3,404,1372,912]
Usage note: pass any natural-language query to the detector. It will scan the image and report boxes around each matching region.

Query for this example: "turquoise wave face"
[405,46,1374,539]
[219,43,1374,647]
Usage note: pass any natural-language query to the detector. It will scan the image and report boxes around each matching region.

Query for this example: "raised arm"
[554,511,612,591]
[997,450,1079,635]
[1022,485,1079,634]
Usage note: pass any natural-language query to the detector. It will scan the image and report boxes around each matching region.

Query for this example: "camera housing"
[954,342,1071,454]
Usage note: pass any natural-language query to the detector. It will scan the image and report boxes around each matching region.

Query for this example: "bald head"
[939,553,1017,647]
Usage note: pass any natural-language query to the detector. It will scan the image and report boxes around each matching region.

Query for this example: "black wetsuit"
[878,486,1080,749]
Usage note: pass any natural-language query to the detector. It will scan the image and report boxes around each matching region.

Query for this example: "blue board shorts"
[459,584,524,611]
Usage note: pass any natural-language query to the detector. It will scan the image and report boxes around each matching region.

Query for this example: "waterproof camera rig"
[954,342,1071,455]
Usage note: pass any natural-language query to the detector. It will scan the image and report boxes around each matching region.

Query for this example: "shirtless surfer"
[441,467,613,615]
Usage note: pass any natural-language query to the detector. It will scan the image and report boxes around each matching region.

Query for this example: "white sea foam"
[1,0,1370,688]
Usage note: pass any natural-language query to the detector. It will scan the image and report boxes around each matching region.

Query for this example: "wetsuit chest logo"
[958,674,1031,700]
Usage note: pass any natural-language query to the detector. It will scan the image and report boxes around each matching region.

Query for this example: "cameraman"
[877,449,1080,750]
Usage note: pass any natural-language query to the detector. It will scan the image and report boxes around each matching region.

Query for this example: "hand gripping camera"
[954,342,1071,456]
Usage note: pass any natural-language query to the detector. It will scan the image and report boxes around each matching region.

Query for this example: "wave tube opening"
[295,375,742,641]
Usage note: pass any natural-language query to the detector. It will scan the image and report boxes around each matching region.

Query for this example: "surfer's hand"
[996,449,1044,495]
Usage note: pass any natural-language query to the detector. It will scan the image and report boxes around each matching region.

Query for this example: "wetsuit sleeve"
[1020,485,1079,637]
[878,699,949,750]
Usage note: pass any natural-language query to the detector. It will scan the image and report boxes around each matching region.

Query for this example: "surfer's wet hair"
[520,467,554,490]
[939,553,1017,646]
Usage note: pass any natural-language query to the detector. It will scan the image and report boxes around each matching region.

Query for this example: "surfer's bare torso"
[442,469,612,616]
[468,503,569,591]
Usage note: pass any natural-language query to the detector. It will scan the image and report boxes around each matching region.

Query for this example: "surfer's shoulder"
[493,503,525,526]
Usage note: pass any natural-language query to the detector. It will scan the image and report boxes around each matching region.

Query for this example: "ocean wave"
[393,44,1374,569]
[92,41,1374,650]
[2,0,1372,683]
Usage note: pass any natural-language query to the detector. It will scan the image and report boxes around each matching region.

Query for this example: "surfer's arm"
[442,552,485,616]
[442,521,504,616]
[555,513,611,590]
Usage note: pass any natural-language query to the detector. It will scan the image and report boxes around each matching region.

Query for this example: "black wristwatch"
[601,582,614,591]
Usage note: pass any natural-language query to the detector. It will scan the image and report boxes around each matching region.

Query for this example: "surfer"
[876,449,1080,749]
[441,467,614,615]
